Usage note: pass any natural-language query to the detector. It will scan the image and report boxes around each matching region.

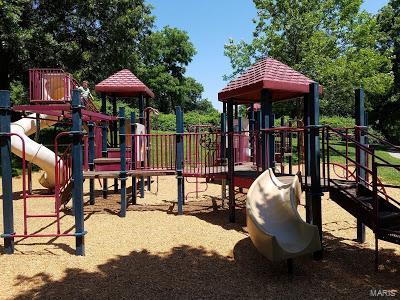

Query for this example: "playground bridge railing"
[124,132,228,177]
[29,68,74,103]
[259,127,306,176]
[325,126,400,229]
[55,132,74,211]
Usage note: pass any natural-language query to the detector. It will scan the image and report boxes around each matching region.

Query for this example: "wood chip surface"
[0,172,399,299]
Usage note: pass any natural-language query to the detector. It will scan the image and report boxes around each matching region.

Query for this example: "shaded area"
[13,231,399,299]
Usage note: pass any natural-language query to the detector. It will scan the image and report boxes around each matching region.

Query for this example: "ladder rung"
[26,194,55,198]
[26,214,58,218]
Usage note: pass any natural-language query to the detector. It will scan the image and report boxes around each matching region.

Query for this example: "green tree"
[373,0,400,142]
[1,1,208,113]
[138,26,203,113]
[224,0,392,117]
[0,0,33,89]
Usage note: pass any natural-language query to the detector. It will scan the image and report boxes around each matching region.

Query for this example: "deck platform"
[83,169,176,179]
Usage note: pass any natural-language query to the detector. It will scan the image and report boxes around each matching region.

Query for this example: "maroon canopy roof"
[218,58,322,103]
[95,69,154,98]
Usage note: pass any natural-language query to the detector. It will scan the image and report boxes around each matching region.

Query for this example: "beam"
[309,82,323,259]
[131,112,137,205]
[88,122,95,205]
[139,94,145,198]
[260,89,272,170]
[303,93,311,223]
[227,100,235,222]
[355,88,366,243]
[119,107,127,217]
[0,90,14,254]
[101,93,108,199]
[71,89,86,256]
[176,106,184,215]
[112,95,118,192]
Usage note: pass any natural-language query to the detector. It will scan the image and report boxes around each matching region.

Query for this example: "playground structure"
[0,58,399,271]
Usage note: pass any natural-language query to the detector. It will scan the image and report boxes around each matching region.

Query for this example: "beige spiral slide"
[10,114,61,189]
[246,169,321,262]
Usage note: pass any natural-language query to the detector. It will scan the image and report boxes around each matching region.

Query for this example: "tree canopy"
[224,0,398,140]
[0,0,211,113]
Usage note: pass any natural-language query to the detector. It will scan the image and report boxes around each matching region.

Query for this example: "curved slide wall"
[246,169,321,262]
[10,114,60,189]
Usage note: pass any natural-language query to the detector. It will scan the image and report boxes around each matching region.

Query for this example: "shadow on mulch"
[6,213,96,256]
[11,232,399,299]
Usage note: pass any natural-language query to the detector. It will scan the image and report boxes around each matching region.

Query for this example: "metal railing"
[325,126,400,234]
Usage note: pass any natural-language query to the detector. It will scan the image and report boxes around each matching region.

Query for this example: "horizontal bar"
[26,194,56,198]
[328,146,373,173]
[13,104,71,112]
[7,233,76,238]
[26,214,58,218]
[328,126,372,153]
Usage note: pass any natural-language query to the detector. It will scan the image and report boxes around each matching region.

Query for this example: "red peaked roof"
[95,69,154,98]
[218,58,322,103]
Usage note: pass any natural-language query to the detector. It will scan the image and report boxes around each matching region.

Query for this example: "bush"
[156,111,220,131]
[320,116,354,128]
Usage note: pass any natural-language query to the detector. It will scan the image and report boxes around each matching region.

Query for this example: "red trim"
[95,69,154,98]
[218,58,323,102]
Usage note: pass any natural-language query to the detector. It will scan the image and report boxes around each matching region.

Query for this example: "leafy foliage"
[224,0,397,141]
[156,110,220,132]
[1,0,208,113]
[372,0,400,143]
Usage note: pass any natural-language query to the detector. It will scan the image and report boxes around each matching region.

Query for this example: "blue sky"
[148,0,389,111]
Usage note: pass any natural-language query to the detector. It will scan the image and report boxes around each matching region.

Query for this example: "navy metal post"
[249,104,255,162]
[220,113,226,161]
[88,122,95,205]
[234,104,239,119]
[288,120,293,174]
[256,110,262,168]
[280,116,285,174]
[181,109,185,201]
[304,94,311,174]
[131,112,137,205]
[270,113,275,171]
[303,93,311,223]
[227,101,235,222]
[220,112,227,201]
[260,89,272,170]
[145,97,151,192]
[113,95,118,192]
[101,93,108,198]
[0,90,14,254]
[139,94,145,198]
[71,89,86,256]
[238,115,243,192]
[119,107,127,217]
[176,106,184,215]
[309,83,323,259]
[355,88,366,242]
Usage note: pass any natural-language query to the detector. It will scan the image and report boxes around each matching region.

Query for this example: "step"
[379,211,400,228]
[356,195,374,210]
[107,147,132,151]
[378,228,400,245]
[94,158,132,164]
